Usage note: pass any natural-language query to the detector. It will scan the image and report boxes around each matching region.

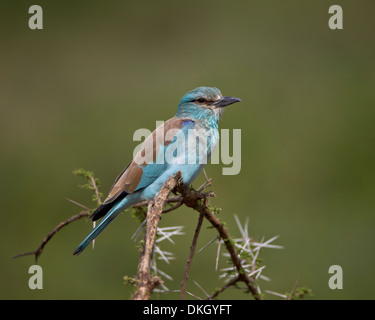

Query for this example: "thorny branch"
[12,210,90,263]
[180,209,205,300]
[12,169,103,263]
[173,179,262,300]
[131,171,262,300]
[90,176,102,205]
[132,172,181,300]
[13,169,290,300]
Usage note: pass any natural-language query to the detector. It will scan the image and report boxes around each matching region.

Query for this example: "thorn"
[65,198,90,210]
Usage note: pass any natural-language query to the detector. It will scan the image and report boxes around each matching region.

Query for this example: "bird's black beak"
[213,96,242,108]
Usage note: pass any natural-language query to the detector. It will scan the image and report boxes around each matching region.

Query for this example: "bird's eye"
[196,98,205,103]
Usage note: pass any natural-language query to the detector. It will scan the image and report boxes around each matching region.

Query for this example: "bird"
[73,86,241,255]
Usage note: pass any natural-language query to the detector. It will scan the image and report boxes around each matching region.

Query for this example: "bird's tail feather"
[91,191,127,221]
[73,200,128,256]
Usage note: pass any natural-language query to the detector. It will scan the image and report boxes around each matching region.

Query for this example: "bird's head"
[176,87,241,126]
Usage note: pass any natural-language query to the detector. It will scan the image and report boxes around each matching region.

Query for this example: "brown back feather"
[103,117,186,204]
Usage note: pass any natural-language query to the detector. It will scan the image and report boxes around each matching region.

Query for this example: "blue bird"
[73,87,241,255]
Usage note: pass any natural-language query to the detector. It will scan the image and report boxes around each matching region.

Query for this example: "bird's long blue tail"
[73,200,127,255]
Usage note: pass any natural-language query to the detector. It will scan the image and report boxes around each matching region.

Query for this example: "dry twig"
[13,170,264,301]
[12,210,90,263]
[180,207,205,300]
[132,172,182,300]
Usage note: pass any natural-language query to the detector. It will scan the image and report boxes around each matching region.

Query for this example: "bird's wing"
[103,117,194,204]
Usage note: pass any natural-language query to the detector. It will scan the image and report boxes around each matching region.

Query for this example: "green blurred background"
[1,0,374,300]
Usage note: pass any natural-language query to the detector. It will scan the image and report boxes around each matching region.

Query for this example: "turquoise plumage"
[73,87,241,255]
